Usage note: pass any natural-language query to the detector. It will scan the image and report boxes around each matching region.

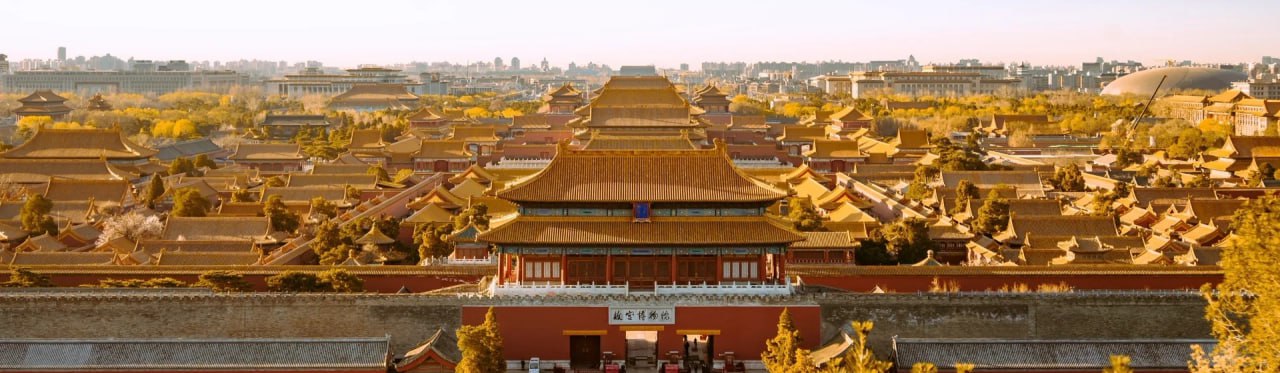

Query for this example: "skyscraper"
[511,57,521,71]
[494,57,504,70]
[57,47,66,61]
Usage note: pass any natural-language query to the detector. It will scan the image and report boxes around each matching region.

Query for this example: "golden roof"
[570,76,703,129]
[404,203,454,224]
[0,159,131,183]
[829,106,872,122]
[228,143,304,161]
[478,216,803,245]
[497,142,788,203]
[581,131,698,150]
[791,231,857,249]
[412,140,472,159]
[1,127,157,160]
[804,139,865,158]
[161,216,269,241]
[354,226,396,245]
[449,126,500,142]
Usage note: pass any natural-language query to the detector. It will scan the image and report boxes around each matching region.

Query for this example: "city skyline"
[6,0,1279,69]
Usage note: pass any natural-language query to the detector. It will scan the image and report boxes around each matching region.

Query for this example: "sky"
[5,0,1278,69]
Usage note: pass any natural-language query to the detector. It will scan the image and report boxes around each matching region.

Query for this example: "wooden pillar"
[498,253,506,282]
[778,255,787,282]
[605,254,614,284]
[561,254,569,285]
[715,256,723,284]
[669,254,677,284]
[517,256,525,283]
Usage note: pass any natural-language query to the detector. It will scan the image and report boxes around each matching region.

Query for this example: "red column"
[715,256,723,284]
[778,255,787,283]
[517,256,525,283]
[561,255,569,284]
[498,253,506,283]
[605,255,614,284]
[669,254,677,284]
[758,255,766,281]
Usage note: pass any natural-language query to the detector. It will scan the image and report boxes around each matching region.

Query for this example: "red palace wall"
[800,272,1222,293]
[462,305,822,362]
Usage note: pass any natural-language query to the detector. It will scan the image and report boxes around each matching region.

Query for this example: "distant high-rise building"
[494,57,504,70]
[57,47,66,61]
[0,54,10,75]
[540,58,549,71]
[680,63,689,71]
[511,57,521,71]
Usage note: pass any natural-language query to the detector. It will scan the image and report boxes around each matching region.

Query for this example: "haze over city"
[6,0,1279,67]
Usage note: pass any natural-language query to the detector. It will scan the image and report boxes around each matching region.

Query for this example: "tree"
[1103,355,1133,373]
[418,223,455,259]
[263,195,300,233]
[310,197,339,220]
[905,165,939,201]
[366,165,390,183]
[96,211,163,246]
[880,218,935,264]
[951,180,980,214]
[454,203,490,230]
[1048,163,1087,192]
[954,363,976,373]
[457,307,505,373]
[265,271,326,292]
[1193,194,1280,371]
[144,175,166,209]
[168,156,198,177]
[266,176,287,187]
[231,189,256,203]
[2,268,53,287]
[194,270,252,292]
[311,220,348,266]
[973,190,1010,236]
[318,268,363,293]
[762,308,802,372]
[854,239,895,265]
[193,154,217,170]
[20,193,58,236]
[912,362,938,373]
[171,188,210,217]
[825,321,893,373]
[788,198,824,231]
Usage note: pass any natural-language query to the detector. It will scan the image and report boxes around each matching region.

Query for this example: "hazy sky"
[6,0,1277,69]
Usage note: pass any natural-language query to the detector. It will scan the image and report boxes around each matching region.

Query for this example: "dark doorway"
[432,160,449,172]
[625,330,658,368]
[569,335,601,370]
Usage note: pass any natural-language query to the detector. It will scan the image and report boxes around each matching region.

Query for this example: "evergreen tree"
[20,193,58,236]
[418,223,455,259]
[457,307,505,373]
[762,308,802,372]
[168,156,198,176]
[310,197,339,220]
[263,195,300,233]
[1,268,53,287]
[194,270,252,292]
[193,154,218,170]
[1193,194,1280,371]
[265,176,287,187]
[905,165,939,201]
[454,203,491,230]
[144,175,166,208]
[231,189,255,203]
[265,271,326,292]
[880,218,935,264]
[170,188,210,217]
[311,220,348,266]
[951,180,979,214]
[787,198,824,232]
[318,268,363,293]
[1048,163,1087,192]
[973,190,1010,236]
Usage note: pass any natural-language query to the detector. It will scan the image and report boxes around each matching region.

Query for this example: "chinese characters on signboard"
[608,307,675,325]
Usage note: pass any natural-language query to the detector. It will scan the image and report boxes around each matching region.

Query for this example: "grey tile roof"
[893,339,1215,370]
[0,337,389,370]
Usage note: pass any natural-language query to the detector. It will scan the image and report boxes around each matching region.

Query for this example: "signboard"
[608,306,675,325]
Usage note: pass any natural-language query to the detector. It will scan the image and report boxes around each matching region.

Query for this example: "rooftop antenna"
[1127,75,1167,142]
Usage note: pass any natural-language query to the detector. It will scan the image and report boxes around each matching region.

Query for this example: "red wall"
[462,305,821,363]
[802,273,1222,293]
[2,271,483,293]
